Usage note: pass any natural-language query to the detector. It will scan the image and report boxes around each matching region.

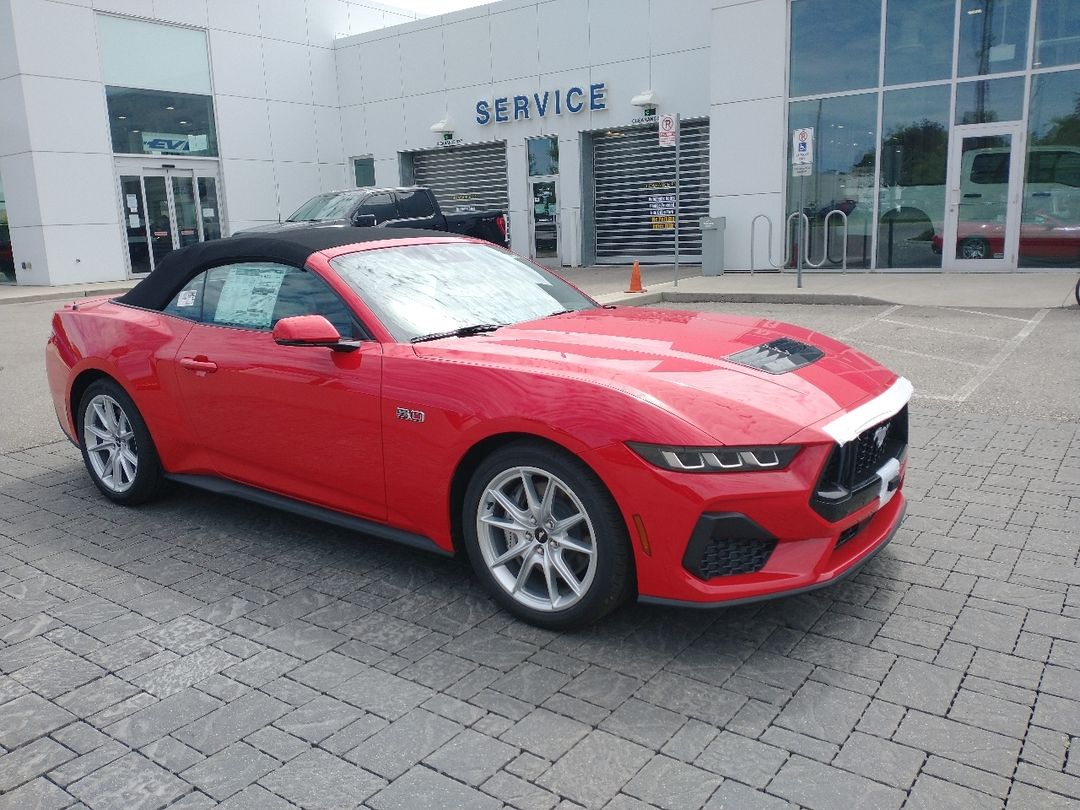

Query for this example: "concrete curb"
[597,290,892,307]
[0,286,134,306]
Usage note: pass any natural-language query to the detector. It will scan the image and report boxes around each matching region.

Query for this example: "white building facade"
[2,0,1078,286]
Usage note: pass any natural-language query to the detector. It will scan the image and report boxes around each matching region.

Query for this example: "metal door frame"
[941,121,1026,272]
[528,175,560,267]
[113,158,222,276]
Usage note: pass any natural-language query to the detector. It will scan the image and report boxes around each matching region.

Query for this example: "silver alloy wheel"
[961,239,988,259]
[83,393,138,494]
[476,466,598,613]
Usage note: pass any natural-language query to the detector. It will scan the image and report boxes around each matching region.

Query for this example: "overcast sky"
[388,0,496,16]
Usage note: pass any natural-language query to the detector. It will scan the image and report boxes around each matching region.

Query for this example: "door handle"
[963,193,982,199]
[180,357,218,373]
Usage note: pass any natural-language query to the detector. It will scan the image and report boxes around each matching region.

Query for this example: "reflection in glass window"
[885,0,955,85]
[331,243,594,342]
[527,137,559,176]
[353,156,375,187]
[106,87,218,156]
[957,0,1030,77]
[1021,70,1080,267]
[878,86,950,269]
[787,94,877,269]
[0,170,13,283]
[954,77,1025,123]
[1034,0,1080,69]
[789,0,881,98]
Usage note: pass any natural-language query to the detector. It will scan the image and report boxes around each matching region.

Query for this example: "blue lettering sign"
[589,82,606,111]
[475,82,606,124]
[534,91,550,117]
[146,138,189,151]
[566,87,584,114]
[476,99,491,125]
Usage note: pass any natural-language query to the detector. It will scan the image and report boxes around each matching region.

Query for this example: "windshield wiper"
[410,323,507,343]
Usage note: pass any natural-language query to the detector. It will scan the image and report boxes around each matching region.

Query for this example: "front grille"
[811,406,908,522]
[682,513,778,580]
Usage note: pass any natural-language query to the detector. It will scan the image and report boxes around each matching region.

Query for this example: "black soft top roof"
[117,225,449,310]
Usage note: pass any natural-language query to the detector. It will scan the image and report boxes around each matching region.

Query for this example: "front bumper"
[580,437,908,606]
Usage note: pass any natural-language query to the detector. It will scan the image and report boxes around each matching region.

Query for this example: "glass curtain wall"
[788,0,1080,270]
[0,170,13,283]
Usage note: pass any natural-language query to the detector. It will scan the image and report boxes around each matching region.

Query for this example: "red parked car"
[932,213,1080,262]
[46,228,911,627]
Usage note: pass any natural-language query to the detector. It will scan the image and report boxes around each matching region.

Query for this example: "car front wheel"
[463,442,633,629]
[959,237,990,260]
[78,379,165,505]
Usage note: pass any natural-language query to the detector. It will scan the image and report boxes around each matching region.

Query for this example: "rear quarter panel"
[48,301,199,471]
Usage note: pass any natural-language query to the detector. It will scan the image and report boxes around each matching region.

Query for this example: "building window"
[1034,0,1080,68]
[353,157,376,187]
[789,0,881,97]
[97,15,216,157]
[106,87,218,156]
[954,77,1025,124]
[527,137,559,176]
[884,0,955,86]
[787,93,878,269]
[1020,69,1080,267]
[0,170,13,284]
[957,0,1030,77]
[878,85,951,269]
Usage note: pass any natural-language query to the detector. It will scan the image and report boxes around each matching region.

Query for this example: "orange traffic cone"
[625,259,646,293]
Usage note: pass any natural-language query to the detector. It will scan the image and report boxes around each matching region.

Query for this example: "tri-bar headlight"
[627,442,801,473]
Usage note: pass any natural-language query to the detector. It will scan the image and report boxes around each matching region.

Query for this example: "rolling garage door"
[591,119,709,263]
[407,141,509,215]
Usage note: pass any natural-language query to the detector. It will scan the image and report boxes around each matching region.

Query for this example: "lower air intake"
[683,513,778,580]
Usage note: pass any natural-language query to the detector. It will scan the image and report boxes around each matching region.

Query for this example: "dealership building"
[2,0,1078,286]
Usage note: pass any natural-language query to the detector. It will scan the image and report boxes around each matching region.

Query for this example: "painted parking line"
[836,304,902,338]
[952,308,1049,402]
[879,318,1010,343]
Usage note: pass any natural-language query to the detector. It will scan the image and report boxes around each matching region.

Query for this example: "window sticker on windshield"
[177,289,198,308]
[214,265,288,328]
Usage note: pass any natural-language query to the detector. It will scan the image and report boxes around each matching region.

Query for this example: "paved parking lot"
[0,299,1078,809]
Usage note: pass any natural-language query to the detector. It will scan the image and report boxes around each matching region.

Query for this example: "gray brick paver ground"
[0,409,1077,808]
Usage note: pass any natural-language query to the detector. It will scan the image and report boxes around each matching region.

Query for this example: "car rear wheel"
[78,379,165,505]
[463,441,633,628]
[959,237,990,260]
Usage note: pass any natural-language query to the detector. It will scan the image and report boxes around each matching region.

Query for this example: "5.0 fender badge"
[396,407,426,423]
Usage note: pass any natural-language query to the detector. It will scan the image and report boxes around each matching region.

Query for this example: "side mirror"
[353,213,377,227]
[272,315,358,352]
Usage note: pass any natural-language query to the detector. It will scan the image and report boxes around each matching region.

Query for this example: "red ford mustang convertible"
[47,228,911,627]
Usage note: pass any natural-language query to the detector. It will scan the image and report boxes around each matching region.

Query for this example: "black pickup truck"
[236,186,508,247]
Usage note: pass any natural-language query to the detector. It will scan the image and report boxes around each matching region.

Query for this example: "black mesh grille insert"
[811,405,909,522]
[726,338,825,374]
[696,536,778,578]
[682,513,778,580]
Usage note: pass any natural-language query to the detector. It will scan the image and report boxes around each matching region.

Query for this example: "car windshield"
[287,192,365,222]
[330,242,596,342]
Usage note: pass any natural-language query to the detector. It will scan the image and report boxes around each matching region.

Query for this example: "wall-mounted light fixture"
[631,89,658,118]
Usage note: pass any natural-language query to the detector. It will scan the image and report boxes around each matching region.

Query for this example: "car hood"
[412,307,900,445]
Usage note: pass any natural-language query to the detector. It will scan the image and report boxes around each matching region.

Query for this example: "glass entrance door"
[115,161,222,276]
[530,179,559,266]
[942,123,1025,271]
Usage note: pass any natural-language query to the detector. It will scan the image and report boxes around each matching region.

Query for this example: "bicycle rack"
[804,209,849,272]
[749,214,781,273]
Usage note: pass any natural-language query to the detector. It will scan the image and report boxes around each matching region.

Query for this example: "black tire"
[958,237,990,260]
[1074,276,1079,307]
[462,441,634,629]
[77,378,166,505]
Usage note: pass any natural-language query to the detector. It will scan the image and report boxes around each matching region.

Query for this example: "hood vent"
[726,338,824,374]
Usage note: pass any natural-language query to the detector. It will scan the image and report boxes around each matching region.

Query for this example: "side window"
[396,190,435,218]
[190,262,359,337]
[163,272,207,321]
[355,192,398,224]
[970,153,1009,185]
[1055,152,1080,188]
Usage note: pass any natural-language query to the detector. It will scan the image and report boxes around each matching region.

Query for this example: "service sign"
[477,83,606,124]
[792,127,814,165]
